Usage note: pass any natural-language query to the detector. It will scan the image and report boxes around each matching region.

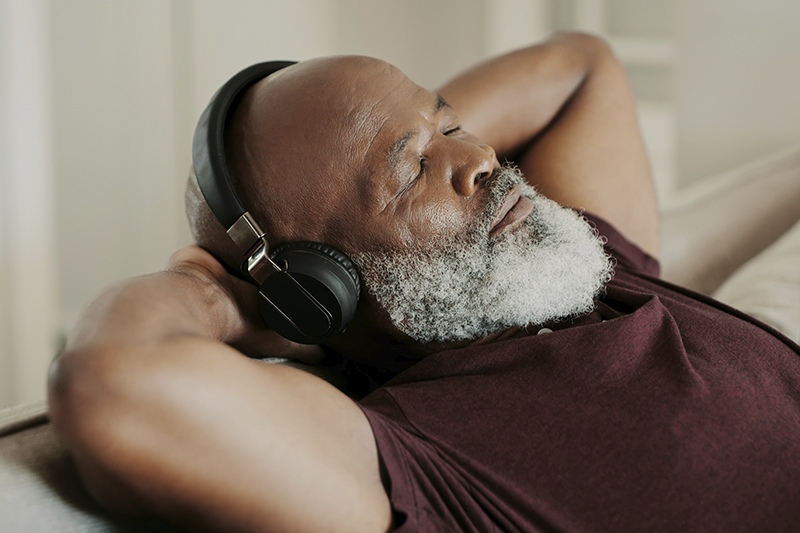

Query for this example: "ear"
[185,167,242,270]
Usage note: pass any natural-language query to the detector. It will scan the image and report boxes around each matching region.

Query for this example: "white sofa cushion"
[661,145,800,295]
[713,217,800,344]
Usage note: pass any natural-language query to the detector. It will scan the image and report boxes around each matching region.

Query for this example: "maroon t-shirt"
[358,214,800,532]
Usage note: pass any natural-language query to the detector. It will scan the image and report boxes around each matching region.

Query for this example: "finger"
[167,246,230,280]
[232,329,326,363]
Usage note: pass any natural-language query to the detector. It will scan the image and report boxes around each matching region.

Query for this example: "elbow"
[48,346,117,449]
[539,31,618,68]
[551,31,612,51]
[544,32,627,94]
[48,348,99,448]
[47,346,149,513]
[554,31,620,66]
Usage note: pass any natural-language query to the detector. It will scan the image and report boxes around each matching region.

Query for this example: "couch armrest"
[660,145,800,294]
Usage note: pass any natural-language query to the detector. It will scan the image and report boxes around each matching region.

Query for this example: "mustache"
[477,164,527,234]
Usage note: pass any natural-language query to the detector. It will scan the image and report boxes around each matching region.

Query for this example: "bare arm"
[439,32,659,258]
[47,246,391,533]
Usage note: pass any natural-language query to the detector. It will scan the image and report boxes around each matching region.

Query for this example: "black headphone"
[192,61,361,345]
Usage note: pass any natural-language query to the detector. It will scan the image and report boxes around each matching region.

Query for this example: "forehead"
[254,56,429,149]
[238,56,438,248]
[281,56,436,162]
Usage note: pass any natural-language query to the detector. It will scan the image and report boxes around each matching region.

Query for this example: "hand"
[166,245,325,363]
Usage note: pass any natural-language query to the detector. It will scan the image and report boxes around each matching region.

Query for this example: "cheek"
[331,191,482,254]
[324,215,387,254]
[407,197,473,241]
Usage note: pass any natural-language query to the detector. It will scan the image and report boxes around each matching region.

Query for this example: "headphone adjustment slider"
[245,238,283,285]
[227,212,266,254]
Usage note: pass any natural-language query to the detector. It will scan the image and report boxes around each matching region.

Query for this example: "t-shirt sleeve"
[583,211,660,277]
[359,392,498,532]
[358,405,417,531]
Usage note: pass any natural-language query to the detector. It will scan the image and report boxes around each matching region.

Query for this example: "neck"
[326,312,526,371]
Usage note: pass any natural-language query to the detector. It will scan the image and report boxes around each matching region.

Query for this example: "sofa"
[3,147,800,531]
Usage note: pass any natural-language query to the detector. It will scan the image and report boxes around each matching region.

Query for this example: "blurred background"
[2,0,800,407]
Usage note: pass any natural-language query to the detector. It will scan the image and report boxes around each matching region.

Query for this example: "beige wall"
[336,0,487,89]
[674,0,800,184]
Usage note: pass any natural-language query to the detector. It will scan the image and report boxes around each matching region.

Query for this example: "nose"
[449,140,497,197]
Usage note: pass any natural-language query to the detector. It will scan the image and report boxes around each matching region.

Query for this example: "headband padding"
[192,61,297,230]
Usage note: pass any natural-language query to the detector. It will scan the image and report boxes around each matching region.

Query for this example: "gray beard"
[352,165,614,344]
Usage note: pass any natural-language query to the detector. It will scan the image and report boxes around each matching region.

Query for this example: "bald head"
[226,57,410,241]
[187,56,425,268]
[186,54,502,319]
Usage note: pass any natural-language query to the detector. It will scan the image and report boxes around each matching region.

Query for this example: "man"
[48,33,800,532]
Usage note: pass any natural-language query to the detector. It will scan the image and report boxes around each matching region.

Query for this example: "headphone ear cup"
[258,241,360,344]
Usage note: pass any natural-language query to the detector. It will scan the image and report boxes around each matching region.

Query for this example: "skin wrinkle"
[370,104,471,241]
[351,70,406,167]
[324,69,414,245]
[377,95,483,241]
[374,65,479,242]
[381,88,447,183]
[351,113,395,222]
[336,95,384,172]
[386,130,415,173]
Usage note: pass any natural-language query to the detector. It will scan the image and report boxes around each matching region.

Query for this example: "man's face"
[228,56,506,255]
[352,165,613,344]
[231,56,611,347]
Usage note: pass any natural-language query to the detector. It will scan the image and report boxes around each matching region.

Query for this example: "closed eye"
[444,126,461,136]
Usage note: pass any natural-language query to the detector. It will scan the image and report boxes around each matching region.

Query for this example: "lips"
[488,183,535,238]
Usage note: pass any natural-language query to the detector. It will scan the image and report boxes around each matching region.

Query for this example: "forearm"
[48,249,292,517]
[47,254,384,531]
[49,266,242,510]
[65,270,238,355]
[438,32,611,160]
[443,32,659,256]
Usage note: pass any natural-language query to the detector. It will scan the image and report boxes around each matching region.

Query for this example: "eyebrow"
[386,130,416,170]
[385,93,452,170]
[435,93,452,113]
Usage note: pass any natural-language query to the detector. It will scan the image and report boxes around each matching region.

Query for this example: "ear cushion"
[272,241,361,297]
[257,241,361,344]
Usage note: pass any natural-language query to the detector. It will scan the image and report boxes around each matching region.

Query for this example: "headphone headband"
[192,61,296,250]
[190,60,361,345]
